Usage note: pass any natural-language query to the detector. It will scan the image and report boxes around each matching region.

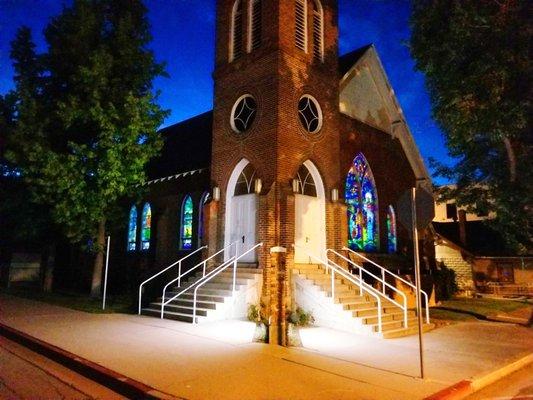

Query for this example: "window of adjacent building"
[446,203,457,220]
[346,153,379,252]
[230,0,244,62]
[387,205,397,253]
[298,95,322,133]
[295,0,307,52]
[181,195,194,250]
[312,0,324,61]
[127,205,137,251]
[141,203,152,251]
[231,94,257,133]
[248,0,262,52]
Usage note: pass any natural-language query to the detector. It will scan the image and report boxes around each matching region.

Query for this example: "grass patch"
[429,308,478,322]
[1,288,134,314]
[440,297,531,317]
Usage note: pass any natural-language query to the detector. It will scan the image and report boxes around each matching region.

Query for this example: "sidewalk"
[1,293,532,400]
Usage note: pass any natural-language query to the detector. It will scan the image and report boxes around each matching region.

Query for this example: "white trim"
[298,94,323,133]
[230,94,256,133]
[224,158,250,260]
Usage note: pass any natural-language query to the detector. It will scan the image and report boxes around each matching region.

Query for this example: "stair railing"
[138,246,207,315]
[160,241,238,310]
[327,249,408,328]
[343,247,430,324]
[293,244,384,334]
[191,242,263,324]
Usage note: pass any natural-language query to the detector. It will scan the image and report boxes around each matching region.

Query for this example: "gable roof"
[148,111,213,180]
[339,44,372,77]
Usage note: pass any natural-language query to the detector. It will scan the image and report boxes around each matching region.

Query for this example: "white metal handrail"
[138,246,207,314]
[191,242,263,324]
[293,244,384,333]
[343,247,430,324]
[327,249,408,328]
[161,241,238,309]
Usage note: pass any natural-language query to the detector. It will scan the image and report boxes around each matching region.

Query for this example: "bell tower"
[209,0,343,345]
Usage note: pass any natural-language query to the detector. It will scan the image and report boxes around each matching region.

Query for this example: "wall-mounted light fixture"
[292,178,300,193]
[331,188,339,202]
[254,178,262,194]
[212,186,220,201]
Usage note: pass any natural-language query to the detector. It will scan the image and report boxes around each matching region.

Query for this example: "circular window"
[298,95,322,134]
[230,94,257,133]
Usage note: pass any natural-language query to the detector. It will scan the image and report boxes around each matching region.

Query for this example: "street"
[0,336,124,400]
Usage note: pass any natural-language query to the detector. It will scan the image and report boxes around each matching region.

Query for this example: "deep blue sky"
[0,0,450,180]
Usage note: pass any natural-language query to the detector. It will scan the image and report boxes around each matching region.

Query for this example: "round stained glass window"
[298,95,322,133]
[230,94,257,133]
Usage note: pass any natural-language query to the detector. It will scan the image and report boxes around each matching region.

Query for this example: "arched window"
[230,0,244,62]
[295,164,317,196]
[234,163,257,195]
[312,0,324,61]
[345,153,379,251]
[248,0,262,52]
[127,205,137,251]
[387,205,397,253]
[180,195,194,250]
[141,203,152,251]
[198,192,210,247]
[295,0,308,52]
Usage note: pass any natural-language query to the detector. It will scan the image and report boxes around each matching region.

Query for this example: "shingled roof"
[338,44,372,77]
[148,111,213,180]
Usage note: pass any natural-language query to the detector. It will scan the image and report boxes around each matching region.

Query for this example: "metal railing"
[161,241,238,310]
[293,244,384,333]
[138,246,207,314]
[191,242,263,324]
[327,249,408,328]
[343,247,430,324]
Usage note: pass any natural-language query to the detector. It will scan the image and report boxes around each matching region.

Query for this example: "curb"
[0,322,182,400]
[424,352,533,400]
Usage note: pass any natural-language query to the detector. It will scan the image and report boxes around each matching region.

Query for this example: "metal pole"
[102,235,111,310]
[411,187,424,379]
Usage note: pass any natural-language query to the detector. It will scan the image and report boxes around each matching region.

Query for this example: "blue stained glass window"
[387,205,397,253]
[181,195,193,250]
[345,153,379,252]
[127,206,137,251]
[141,203,152,250]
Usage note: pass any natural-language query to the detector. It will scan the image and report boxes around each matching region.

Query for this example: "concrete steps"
[293,263,433,339]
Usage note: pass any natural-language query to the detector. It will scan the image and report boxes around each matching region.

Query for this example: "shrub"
[434,263,459,300]
[288,307,315,327]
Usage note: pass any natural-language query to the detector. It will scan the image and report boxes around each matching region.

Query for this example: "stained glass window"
[127,206,137,251]
[181,195,193,250]
[141,203,151,250]
[345,153,379,252]
[387,205,397,253]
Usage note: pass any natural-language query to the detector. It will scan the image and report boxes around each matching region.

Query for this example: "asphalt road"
[466,364,533,400]
[0,336,125,400]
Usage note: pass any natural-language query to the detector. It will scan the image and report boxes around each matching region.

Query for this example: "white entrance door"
[230,193,257,262]
[295,194,323,263]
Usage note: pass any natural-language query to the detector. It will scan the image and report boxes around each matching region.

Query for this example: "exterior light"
[212,186,220,201]
[331,188,339,202]
[254,178,262,194]
[292,179,300,193]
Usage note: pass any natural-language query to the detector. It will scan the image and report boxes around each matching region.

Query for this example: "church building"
[129,0,433,344]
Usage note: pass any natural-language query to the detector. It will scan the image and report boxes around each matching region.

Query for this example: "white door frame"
[295,160,327,262]
[224,158,256,261]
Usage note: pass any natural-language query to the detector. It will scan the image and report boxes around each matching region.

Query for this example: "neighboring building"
[118,0,436,340]
[433,194,532,296]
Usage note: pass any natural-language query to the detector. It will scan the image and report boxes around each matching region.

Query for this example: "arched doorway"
[294,160,326,263]
[225,159,258,262]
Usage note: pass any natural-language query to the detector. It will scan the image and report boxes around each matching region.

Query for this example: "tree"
[5,0,168,296]
[410,0,532,253]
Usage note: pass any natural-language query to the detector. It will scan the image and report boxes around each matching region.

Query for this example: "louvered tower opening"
[231,0,244,61]
[312,0,324,62]
[250,0,262,51]
[295,0,307,52]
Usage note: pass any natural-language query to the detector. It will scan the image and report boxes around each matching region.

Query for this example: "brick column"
[205,200,219,265]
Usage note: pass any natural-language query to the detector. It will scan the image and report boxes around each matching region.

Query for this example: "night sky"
[0,0,450,181]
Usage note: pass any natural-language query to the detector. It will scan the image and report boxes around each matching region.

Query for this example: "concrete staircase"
[141,264,262,323]
[293,263,434,339]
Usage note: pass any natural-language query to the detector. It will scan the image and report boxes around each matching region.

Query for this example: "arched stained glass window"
[127,206,137,251]
[141,203,152,250]
[198,192,210,247]
[181,195,194,250]
[387,205,397,253]
[345,153,379,252]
